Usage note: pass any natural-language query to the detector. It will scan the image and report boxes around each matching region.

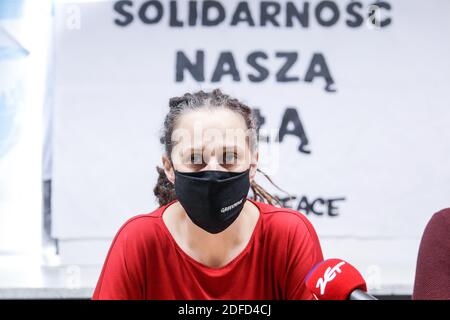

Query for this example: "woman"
[93,89,323,300]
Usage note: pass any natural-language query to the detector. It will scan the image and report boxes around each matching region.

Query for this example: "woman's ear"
[162,155,175,184]
[249,151,259,183]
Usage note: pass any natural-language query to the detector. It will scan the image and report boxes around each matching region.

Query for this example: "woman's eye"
[224,152,237,165]
[190,153,203,164]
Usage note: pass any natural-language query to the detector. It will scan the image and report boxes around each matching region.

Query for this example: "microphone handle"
[349,289,378,300]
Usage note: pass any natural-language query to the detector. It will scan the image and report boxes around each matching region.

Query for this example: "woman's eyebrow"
[184,146,204,154]
[222,145,242,153]
[181,145,243,156]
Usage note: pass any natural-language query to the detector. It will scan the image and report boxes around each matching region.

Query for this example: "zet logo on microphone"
[316,261,346,295]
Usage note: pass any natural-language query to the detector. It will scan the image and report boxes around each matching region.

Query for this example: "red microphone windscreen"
[305,258,367,300]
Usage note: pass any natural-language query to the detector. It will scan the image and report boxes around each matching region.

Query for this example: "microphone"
[305,258,377,300]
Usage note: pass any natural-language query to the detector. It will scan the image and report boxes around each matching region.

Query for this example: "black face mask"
[173,168,251,234]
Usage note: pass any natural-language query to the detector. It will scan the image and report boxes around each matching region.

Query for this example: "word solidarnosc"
[113,0,392,28]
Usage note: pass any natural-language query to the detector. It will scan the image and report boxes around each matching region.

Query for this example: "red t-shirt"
[92,198,323,300]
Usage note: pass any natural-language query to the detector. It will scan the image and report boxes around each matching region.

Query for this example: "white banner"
[52,2,450,291]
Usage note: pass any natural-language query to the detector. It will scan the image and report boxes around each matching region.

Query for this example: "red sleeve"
[92,217,146,300]
[283,212,324,300]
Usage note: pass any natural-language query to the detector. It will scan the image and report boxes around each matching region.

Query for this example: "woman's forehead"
[173,107,250,149]
[173,132,249,152]
[177,106,247,130]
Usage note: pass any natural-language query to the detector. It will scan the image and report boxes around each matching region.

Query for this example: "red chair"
[413,208,450,300]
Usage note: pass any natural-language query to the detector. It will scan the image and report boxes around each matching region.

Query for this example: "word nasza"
[113,0,392,28]
[176,50,336,92]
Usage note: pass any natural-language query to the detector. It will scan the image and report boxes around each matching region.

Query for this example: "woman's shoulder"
[250,199,318,238]
[251,199,323,261]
